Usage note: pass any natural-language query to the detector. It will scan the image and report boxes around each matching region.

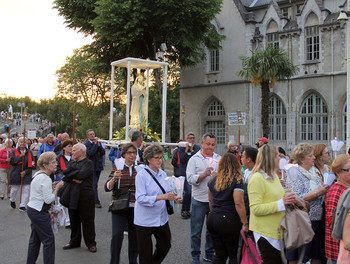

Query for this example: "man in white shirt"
[186,133,221,264]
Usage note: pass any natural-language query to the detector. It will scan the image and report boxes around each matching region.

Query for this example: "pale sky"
[0,0,92,101]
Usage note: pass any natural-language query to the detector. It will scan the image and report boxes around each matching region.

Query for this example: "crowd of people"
[2,126,350,264]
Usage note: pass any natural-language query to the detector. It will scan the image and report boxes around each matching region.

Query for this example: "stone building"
[180,0,348,154]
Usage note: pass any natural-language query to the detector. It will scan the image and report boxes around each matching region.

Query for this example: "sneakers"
[10,201,16,209]
[203,256,213,262]
[95,203,102,208]
[19,207,26,212]
[181,211,191,219]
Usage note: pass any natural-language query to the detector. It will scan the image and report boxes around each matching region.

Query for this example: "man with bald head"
[62,143,97,253]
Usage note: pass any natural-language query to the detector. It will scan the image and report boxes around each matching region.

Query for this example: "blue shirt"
[134,166,171,227]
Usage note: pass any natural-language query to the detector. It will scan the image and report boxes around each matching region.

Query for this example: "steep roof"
[232,0,257,22]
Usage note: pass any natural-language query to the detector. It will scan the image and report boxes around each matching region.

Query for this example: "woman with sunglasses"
[313,144,331,184]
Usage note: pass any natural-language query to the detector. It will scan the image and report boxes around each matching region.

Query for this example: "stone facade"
[180,0,348,154]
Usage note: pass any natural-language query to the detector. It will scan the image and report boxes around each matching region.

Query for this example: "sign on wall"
[228,112,246,126]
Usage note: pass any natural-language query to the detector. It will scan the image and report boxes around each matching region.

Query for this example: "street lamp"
[181,105,185,140]
[72,88,78,143]
[338,7,350,152]
[238,113,242,153]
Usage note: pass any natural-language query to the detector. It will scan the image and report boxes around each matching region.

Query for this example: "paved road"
[0,151,209,264]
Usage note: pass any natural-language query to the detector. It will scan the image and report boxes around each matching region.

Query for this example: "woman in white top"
[26,152,64,264]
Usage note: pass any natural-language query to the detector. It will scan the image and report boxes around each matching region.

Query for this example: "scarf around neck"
[298,166,318,192]
[15,148,33,168]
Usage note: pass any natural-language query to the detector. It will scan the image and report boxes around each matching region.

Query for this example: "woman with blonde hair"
[207,153,248,264]
[285,143,329,264]
[248,145,296,264]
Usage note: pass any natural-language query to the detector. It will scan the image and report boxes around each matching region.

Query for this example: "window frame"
[300,94,328,141]
[269,95,286,141]
[305,25,320,62]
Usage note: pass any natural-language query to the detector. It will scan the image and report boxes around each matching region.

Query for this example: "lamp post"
[238,113,242,153]
[72,88,78,143]
[181,105,185,140]
[338,8,350,151]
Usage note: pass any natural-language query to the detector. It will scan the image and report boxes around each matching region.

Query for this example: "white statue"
[130,75,147,129]
[8,104,13,119]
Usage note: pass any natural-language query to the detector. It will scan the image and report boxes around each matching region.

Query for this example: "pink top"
[0,147,13,169]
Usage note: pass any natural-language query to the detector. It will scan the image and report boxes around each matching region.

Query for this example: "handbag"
[240,229,262,264]
[279,202,315,264]
[145,169,174,215]
[108,189,130,213]
[108,171,133,214]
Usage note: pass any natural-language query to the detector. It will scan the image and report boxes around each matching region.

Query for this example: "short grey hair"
[143,144,163,165]
[202,133,216,142]
[74,143,86,153]
[18,137,25,143]
[4,138,12,146]
[86,129,94,135]
[131,131,143,142]
[227,141,236,149]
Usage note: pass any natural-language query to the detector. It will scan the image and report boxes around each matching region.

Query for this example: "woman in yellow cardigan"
[248,145,296,264]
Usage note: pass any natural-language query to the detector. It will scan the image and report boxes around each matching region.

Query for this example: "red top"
[0,148,13,169]
[325,182,348,260]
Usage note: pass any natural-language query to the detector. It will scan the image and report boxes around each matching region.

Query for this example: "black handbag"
[108,189,130,213]
[108,172,133,214]
[145,169,174,215]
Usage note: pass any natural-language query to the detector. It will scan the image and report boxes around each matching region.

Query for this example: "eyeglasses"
[49,161,57,165]
[152,156,164,160]
[126,151,137,155]
[188,137,195,139]
[341,168,350,172]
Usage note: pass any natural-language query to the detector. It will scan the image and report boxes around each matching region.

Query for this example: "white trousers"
[0,168,8,198]
[10,184,30,207]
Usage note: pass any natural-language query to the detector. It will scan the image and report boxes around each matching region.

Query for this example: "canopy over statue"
[109,58,168,142]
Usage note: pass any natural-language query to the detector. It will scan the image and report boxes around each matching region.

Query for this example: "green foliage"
[55,47,125,108]
[53,0,225,68]
[237,45,298,86]
[237,46,299,137]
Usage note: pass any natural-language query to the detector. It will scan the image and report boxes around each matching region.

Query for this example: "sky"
[0,0,92,101]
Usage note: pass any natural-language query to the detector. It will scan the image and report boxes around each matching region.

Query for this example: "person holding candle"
[105,143,139,264]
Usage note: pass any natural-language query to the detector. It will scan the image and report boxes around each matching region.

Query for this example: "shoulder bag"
[279,193,314,264]
[108,171,133,214]
[145,168,174,215]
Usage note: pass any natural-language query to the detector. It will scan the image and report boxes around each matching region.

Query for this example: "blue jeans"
[27,207,55,264]
[191,198,214,261]
[181,177,192,212]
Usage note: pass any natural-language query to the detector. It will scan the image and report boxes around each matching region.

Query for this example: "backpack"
[331,187,350,241]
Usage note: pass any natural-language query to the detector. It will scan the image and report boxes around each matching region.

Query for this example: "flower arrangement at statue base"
[112,122,161,143]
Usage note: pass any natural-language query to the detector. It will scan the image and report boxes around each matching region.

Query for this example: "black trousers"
[257,237,282,264]
[110,208,138,264]
[207,211,240,264]
[135,222,171,264]
[68,196,96,248]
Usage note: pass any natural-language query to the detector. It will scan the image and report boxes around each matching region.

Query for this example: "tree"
[55,47,125,108]
[237,46,298,138]
[53,0,225,141]
[53,0,225,67]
